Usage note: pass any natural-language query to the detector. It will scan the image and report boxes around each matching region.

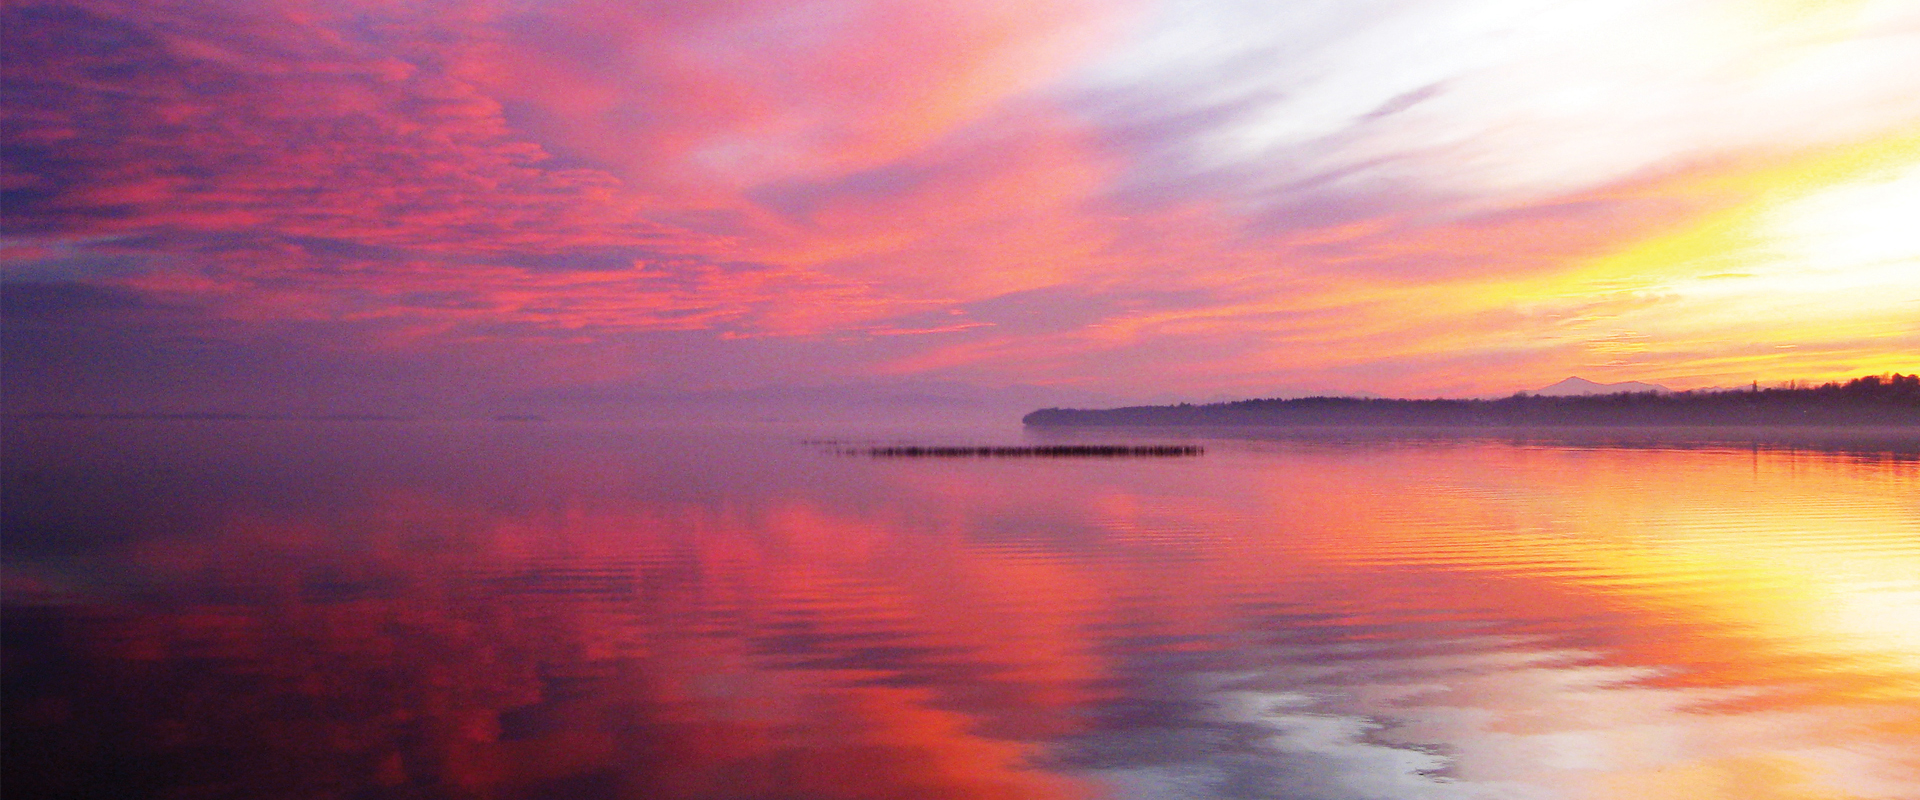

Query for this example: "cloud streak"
[5,0,1917,409]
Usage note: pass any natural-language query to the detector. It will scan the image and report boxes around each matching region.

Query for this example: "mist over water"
[5,420,1918,800]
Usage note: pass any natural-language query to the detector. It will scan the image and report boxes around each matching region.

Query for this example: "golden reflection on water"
[3,424,1917,799]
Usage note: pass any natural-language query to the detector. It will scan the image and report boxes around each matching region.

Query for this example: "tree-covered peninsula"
[1024,374,1920,427]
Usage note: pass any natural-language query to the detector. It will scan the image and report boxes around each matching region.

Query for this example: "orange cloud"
[4,0,1914,407]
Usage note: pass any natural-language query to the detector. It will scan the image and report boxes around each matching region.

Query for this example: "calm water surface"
[4,421,1919,799]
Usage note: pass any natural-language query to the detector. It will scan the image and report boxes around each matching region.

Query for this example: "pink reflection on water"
[3,423,1917,798]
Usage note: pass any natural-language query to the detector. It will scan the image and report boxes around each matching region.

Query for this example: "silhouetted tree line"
[1024,374,1920,427]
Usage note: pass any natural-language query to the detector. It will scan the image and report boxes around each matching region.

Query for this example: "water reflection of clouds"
[6,423,1919,798]
[1085,691,1474,800]
[1074,639,1914,800]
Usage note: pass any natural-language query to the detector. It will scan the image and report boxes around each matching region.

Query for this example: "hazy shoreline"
[1025,376,1920,429]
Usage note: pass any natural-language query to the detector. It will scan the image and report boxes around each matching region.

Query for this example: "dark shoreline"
[1025,376,1920,429]
[1021,424,1920,459]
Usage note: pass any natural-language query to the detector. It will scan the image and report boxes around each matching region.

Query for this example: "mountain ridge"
[1531,376,1671,396]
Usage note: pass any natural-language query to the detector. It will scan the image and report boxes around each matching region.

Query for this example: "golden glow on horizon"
[1262,133,1920,395]
[882,129,1919,398]
[1559,133,1920,386]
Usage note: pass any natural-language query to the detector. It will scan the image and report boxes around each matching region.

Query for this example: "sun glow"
[1674,144,1920,322]
[1518,134,1920,386]
[1764,155,1920,277]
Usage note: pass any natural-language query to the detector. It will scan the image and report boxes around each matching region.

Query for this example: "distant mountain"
[1530,376,1670,396]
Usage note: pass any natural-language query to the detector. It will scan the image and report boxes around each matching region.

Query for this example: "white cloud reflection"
[1073,639,1917,800]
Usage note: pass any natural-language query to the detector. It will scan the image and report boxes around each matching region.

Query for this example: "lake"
[4,420,1918,799]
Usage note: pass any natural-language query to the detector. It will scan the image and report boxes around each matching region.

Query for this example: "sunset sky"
[5,0,1918,413]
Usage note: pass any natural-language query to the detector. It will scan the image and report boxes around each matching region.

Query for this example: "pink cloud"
[5,0,1912,407]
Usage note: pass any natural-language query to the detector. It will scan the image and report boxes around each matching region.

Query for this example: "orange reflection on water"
[3,423,1917,799]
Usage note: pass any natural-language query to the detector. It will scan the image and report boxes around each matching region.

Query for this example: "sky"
[4,0,1918,414]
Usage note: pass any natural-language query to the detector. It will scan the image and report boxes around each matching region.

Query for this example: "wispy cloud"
[5,0,1916,408]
